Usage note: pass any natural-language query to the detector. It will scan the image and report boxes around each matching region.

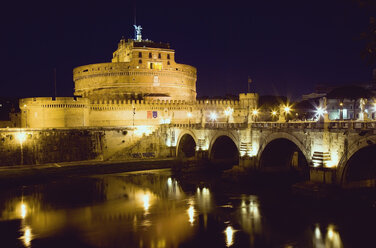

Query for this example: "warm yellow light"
[134,126,153,136]
[284,106,291,113]
[187,205,195,224]
[315,225,321,239]
[209,112,217,121]
[16,132,27,144]
[187,112,192,118]
[160,118,171,124]
[327,226,334,240]
[22,226,32,247]
[224,107,233,117]
[21,203,27,219]
[224,226,235,247]
[252,109,259,116]
[143,194,150,211]
[167,177,172,187]
[271,110,277,116]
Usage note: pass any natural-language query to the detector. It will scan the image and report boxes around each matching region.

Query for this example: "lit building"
[19,26,258,128]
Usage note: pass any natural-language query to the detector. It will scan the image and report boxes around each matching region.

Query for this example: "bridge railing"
[166,122,248,129]
[251,121,376,130]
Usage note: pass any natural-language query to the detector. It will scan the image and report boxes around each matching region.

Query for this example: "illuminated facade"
[19,26,258,128]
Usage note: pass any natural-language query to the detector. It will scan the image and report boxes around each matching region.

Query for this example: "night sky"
[0,0,374,100]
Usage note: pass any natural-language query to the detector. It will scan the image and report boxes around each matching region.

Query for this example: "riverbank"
[0,158,177,187]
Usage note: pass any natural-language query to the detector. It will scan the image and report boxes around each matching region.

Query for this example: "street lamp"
[271,110,277,121]
[252,109,259,121]
[209,112,217,123]
[224,107,233,123]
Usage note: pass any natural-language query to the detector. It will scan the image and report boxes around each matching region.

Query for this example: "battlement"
[20,97,89,107]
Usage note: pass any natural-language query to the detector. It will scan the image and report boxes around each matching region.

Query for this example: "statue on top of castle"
[133,25,142,41]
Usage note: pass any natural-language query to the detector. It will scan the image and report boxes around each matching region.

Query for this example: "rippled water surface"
[0,168,375,247]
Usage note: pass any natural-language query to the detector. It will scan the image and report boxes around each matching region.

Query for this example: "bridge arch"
[257,132,310,170]
[337,135,376,186]
[208,131,239,168]
[176,130,198,159]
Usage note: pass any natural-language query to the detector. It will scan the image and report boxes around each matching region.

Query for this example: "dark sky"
[0,0,374,99]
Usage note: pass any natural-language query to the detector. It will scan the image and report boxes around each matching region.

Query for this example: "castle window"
[138,52,142,58]
[139,59,142,64]
[149,52,152,58]
[167,54,170,59]
[167,61,170,65]
[158,53,161,59]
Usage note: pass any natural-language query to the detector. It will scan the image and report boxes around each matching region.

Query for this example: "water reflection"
[0,169,367,247]
[238,194,261,246]
[20,225,32,247]
[224,225,235,247]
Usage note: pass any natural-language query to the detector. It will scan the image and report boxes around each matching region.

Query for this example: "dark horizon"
[1,0,374,99]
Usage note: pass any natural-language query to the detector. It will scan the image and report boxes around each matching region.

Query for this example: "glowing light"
[209,112,217,121]
[143,194,150,211]
[202,187,210,196]
[252,109,259,116]
[16,132,27,144]
[187,205,195,224]
[20,226,32,247]
[224,226,235,247]
[284,106,291,113]
[271,110,277,116]
[21,203,27,219]
[134,126,153,136]
[315,225,321,239]
[327,226,334,240]
[167,177,172,187]
[187,112,192,118]
[160,118,171,124]
[224,107,234,116]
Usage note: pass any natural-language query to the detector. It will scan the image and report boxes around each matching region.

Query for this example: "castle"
[19,26,258,128]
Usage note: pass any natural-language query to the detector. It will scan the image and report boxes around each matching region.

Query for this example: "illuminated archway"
[210,135,239,168]
[177,134,196,158]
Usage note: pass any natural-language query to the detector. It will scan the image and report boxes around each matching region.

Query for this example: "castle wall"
[0,128,102,166]
[0,126,171,166]
[19,95,259,128]
[19,97,90,128]
[73,62,196,101]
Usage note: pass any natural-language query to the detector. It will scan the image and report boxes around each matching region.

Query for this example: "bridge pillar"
[310,167,336,184]
[239,156,257,168]
[195,150,208,160]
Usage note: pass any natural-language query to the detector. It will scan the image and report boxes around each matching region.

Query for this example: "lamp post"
[209,112,217,125]
[284,105,291,121]
[224,107,233,123]
[252,109,259,122]
[271,110,277,121]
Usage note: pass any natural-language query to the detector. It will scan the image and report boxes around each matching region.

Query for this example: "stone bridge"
[164,121,376,187]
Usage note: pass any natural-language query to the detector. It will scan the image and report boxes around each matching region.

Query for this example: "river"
[0,168,375,247]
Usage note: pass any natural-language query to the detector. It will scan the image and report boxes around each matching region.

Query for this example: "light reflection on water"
[0,168,366,248]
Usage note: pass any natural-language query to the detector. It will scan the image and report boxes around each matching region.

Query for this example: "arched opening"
[177,134,196,159]
[259,138,308,173]
[343,144,376,187]
[210,136,239,168]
